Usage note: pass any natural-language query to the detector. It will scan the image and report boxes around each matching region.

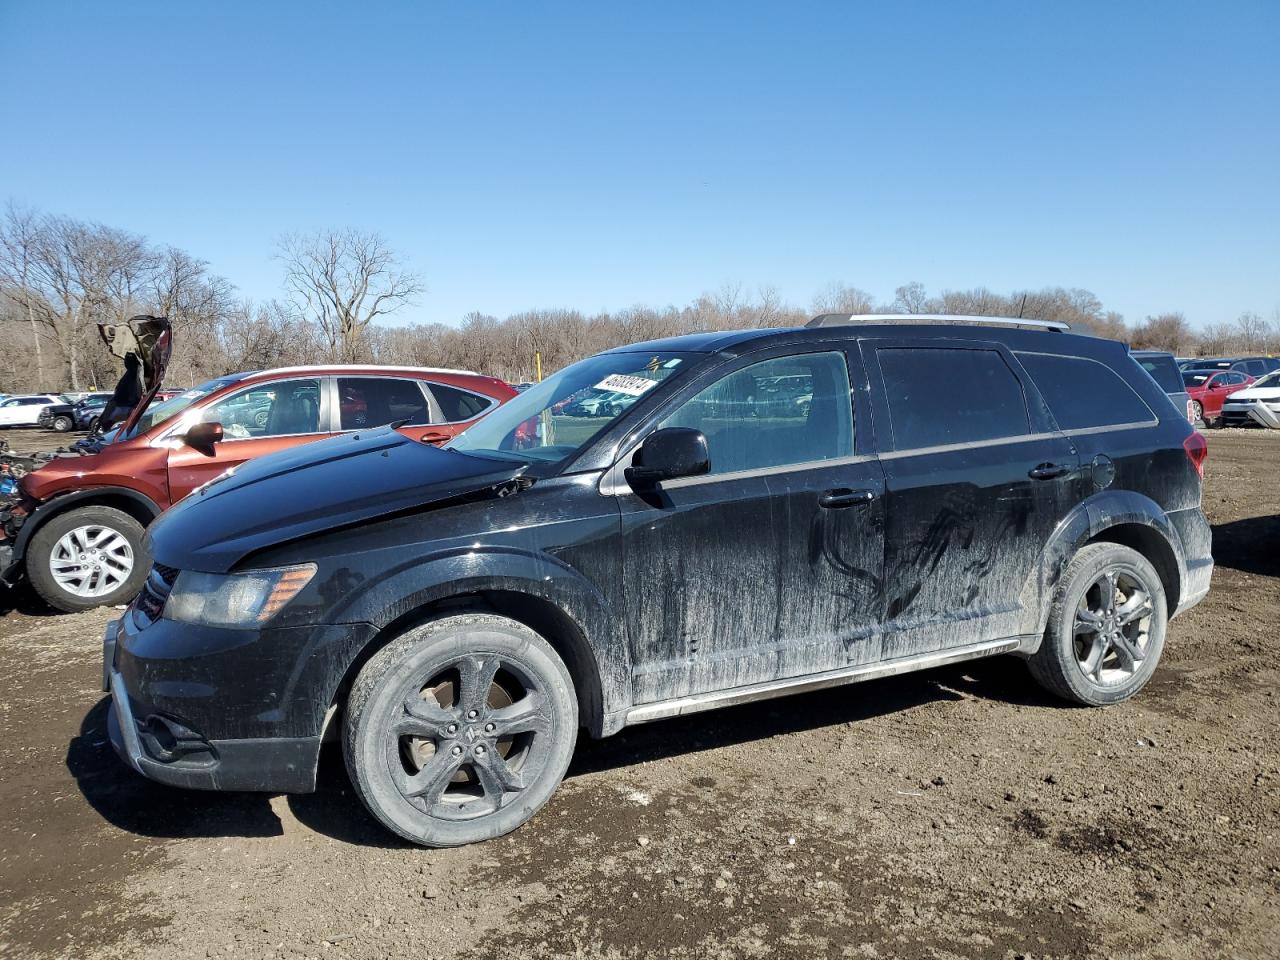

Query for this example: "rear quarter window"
[877,346,1030,449]
[1016,352,1155,431]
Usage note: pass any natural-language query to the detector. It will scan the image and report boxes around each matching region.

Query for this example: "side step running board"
[625,637,1023,725]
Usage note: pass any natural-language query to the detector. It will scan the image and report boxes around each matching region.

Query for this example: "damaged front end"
[1,315,171,581]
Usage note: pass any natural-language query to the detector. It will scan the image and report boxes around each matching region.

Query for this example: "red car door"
[166,377,334,502]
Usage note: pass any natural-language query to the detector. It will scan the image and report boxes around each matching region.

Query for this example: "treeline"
[2,203,1278,391]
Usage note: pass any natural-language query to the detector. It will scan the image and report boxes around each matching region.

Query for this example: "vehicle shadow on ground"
[66,698,286,840]
[0,580,59,618]
[1211,515,1279,576]
[70,656,1063,849]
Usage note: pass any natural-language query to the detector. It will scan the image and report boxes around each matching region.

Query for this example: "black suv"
[104,316,1213,847]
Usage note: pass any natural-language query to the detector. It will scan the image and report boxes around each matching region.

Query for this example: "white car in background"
[0,394,65,428]
[1219,371,1280,429]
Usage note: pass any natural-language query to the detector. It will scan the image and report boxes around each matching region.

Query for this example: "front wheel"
[344,614,578,847]
[52,415,73,432]
[26,505,150,612]
[1190,400,1204,424]
[1028,542,1167,706]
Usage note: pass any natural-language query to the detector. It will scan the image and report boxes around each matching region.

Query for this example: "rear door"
[418,380,504,444]
[864,339,1081,659]
[333,376,445,442]
[166,377,332,501]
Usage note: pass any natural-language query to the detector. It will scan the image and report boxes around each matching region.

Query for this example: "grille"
[135,563,179,622]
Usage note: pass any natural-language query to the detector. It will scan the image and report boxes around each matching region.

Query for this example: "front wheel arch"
[327,590,606,742]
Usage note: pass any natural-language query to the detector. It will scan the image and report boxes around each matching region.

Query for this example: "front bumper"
[1221,400,1280,429]
[104,612,376,793]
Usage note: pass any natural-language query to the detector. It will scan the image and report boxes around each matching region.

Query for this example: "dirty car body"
[106,316,1213,845]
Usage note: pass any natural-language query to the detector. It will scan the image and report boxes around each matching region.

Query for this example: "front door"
[616,348,886,704]
[864,340,1081,658]
[166,377,331,502]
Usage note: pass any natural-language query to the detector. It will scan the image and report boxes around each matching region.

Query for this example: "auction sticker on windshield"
[593,374,660,397]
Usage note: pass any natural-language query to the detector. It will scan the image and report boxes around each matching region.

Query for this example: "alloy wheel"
[388,655,554,821]
[1073,568,1154,686]
[48,524,135,598]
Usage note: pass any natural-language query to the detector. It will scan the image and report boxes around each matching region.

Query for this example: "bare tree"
[811,282,875,316]
[278,229,421,362]
[892,281,930,314]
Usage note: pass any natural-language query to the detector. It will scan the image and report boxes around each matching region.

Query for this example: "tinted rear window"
[1016,353,1154,430]
[1132,354,1183,394]
[877,347,1029,449]
[429,382,494,422]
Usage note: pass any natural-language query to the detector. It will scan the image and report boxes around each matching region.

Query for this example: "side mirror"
[183,420,223,457]
[625,427,710,488]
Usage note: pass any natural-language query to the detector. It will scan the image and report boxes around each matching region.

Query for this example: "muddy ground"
[0,427,1276,960]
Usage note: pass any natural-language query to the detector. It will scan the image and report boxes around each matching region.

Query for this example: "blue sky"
[1,1,1276,329]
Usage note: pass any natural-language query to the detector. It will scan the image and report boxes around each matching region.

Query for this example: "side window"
[428,382,494,422]
[660,352,853,475]
[1016,353,1154,431]
[337,377,431,430]
[1244,360,1265,377]
[203,378,322,439]
[879,347,1029,449]
[1228,372,1249,385]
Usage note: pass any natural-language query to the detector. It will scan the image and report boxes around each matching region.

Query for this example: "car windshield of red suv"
[117,374,252,440]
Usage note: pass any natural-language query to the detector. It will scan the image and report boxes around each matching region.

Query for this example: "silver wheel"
[48,524,135,598]
[1073,569,1153,686]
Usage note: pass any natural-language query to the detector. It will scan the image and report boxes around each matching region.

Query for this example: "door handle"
[818,488,877,508]
[418,430,451,444]
[1028,462,1071,480]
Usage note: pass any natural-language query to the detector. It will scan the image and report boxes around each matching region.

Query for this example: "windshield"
[118,375,249,440]
[1182,371,1221,388]
[449,351,698,465]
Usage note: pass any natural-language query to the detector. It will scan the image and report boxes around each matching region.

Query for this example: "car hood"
[1223,386,1280,402]
[148,427,527,572]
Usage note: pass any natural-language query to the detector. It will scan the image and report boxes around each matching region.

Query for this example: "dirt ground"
[1,427,1276,960]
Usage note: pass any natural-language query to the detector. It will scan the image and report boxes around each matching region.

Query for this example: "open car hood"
[99,316,172,434]
[147,427,527,572]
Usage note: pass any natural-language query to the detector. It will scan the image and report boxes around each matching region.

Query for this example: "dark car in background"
[1131,350,1193,423]
[104,314,1212,848]
[37,393,113,433]
[1180,356,1280,378]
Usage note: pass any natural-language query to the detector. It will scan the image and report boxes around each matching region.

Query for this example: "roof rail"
[805,313,1069,333]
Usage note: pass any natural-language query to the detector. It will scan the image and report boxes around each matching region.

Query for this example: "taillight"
[1183,430,1208,478]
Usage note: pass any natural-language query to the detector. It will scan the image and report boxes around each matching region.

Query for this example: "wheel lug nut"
[446,723,458,734]
[450,745,463,756]
[466,710,478,720]
[484,722,495,733]
[475,744,486,755]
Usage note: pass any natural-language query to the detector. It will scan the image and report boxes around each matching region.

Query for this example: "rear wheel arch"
[1086,522,1181,614]
[329,589,608,739]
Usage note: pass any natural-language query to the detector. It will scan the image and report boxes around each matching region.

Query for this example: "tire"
[52,415,73,433]
[1190,400,1203,424]
[1028,542,1167,706]
[87,416,101,434]
[26,505,150,612]
[343,613,578,847]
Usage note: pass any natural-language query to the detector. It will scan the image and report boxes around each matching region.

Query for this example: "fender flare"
[11,487,163,563]
[308,547,630,738]
[1020,489,1186,642]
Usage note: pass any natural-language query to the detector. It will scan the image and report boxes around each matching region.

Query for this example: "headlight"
[165,564,317,627]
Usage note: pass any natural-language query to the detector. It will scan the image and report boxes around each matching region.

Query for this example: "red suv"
[1182,368,1253,425]
[2,365,514,611]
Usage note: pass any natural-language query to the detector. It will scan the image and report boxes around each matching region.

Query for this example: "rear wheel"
[344,613,578,847]
[1028,542,1166,705]
[26,506,150,612]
